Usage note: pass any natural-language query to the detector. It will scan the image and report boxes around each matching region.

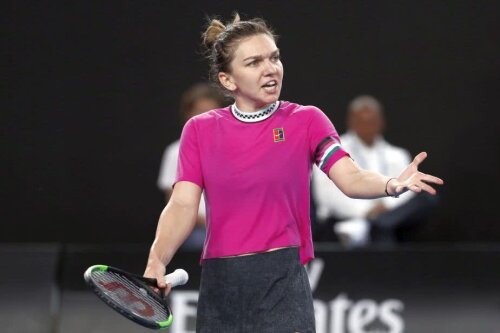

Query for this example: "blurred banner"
[165,246,500,333]
[1,244,499,333]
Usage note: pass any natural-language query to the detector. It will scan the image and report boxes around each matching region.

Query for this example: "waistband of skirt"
[201,246,300,267]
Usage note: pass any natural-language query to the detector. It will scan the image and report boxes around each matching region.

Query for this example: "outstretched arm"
[144,181,202,291]
[329,152,443,199]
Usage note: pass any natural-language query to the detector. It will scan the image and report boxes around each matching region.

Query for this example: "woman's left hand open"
[388,152,444,197]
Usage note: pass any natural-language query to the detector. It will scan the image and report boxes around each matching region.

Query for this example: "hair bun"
[202,19,226,49]
[202,13,241,50]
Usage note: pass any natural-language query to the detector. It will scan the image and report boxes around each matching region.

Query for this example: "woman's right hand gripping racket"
[84,265,188,330]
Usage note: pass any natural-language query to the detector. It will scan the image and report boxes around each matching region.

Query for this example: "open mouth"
[262,80,278,89]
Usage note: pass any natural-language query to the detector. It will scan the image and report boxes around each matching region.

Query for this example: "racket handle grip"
[164,269,189,287]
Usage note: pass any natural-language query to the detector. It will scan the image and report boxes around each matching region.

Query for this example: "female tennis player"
[144,14,443,332]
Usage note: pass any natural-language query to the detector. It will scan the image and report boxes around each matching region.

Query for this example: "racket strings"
[92,271,169,322]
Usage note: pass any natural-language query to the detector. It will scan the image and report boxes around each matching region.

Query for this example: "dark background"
[2,1,499,244]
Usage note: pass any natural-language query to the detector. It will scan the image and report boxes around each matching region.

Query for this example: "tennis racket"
[84,265,188,330]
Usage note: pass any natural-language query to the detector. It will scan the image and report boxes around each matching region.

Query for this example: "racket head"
[84,265,173,330]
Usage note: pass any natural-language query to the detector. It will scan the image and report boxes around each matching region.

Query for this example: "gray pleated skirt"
[196,247,315,333]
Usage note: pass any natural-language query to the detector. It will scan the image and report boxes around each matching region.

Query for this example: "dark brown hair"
[202,13,278,86]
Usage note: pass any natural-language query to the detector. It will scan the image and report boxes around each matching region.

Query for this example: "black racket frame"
[84,265,173,330]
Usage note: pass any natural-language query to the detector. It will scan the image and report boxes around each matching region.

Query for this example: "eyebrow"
[243,49,280,62]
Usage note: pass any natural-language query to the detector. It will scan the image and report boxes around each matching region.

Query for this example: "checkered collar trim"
[231,102,280,123]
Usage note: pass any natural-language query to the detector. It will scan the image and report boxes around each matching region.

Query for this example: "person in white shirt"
[312,95,438,246]
[158,83,229,249]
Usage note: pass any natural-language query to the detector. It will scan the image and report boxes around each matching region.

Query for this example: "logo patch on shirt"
[273,128,285,142]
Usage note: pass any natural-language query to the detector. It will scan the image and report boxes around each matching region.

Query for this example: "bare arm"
[165,189,205,226]
[144,181,202,289]
[329,152,443,199]
[164,189,172,205]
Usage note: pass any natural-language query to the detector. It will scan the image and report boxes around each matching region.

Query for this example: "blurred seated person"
[312,95,438,247]
[158,83,229,250]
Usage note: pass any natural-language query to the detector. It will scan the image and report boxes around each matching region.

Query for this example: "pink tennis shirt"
[175,101,349,264]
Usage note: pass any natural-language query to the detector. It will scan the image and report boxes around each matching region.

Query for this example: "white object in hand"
[164,269,189,287]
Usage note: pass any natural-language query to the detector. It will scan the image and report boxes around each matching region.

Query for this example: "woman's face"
[219,34,283,112]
